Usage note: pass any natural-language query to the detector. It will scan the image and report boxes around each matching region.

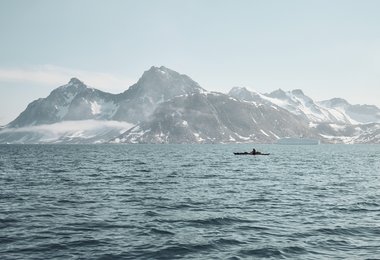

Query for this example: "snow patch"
[90,101,101,115]
[193,132,205,142]
[260,129,269,137]
[269,131,280,139]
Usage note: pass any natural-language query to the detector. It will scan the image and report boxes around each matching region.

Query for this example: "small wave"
[149,228,175,235]
[188,216,252,226]
[0,236,18,244]
[315,226,380,236]
[144,210,161,217]
[51,169,69,173]
[56,199,80,204]
[180,163,196,167]
[198,174,219,179]
[145,243,216,259]
[332,201,380,213]
[333,207,380,213]
[0,217,19,229]
[133,181,151,186]
[155,203,192,211]
[282,246,308,255]
[213,238,245,247]
[112,159,132,163]
[225,189,239,194]
[134,160,146,165]
[236,225,269,231]
[0,217,18,223]
[96,167,108,172]
[239,247,282,257]
[135,169,152,173]
[64,221,135,230]
[245,198,271,203]
[167,171,178,177]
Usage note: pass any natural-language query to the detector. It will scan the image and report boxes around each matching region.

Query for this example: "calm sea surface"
[1,144,380,259]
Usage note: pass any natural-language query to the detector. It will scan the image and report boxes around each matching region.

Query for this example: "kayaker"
[251,148,262,155]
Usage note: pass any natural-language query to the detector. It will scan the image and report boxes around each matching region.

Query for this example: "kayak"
[233,152,270,155]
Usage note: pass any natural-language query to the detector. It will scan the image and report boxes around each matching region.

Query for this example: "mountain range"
[1,66,379,144]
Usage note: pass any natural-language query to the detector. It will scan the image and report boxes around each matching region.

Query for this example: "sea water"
[0,144,379,259]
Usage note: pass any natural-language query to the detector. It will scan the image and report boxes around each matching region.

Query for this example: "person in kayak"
[251,148,262,155]
[233,149,269,155]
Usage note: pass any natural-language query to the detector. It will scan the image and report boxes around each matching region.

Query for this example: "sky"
[0,0,379,125]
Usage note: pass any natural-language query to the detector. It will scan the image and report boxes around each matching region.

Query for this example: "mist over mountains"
[1,66,379,144]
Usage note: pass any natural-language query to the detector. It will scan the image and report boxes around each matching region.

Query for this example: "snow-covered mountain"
[8,78,120,127]
[230,87,380,125]
[310,122,380,144]
[113,66,205,123]
[0,66,207,143]
[319,98,380,124]
[9,66,204,128]
[111,92,317,144]
[229,87,361,124]
[1,66,379,144]
[229,87,380,143]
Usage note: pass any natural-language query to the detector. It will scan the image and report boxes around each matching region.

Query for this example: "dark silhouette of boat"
[233,152,270,156]
[234,148,269,156]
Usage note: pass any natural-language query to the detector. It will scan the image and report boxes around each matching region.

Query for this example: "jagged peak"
[291,89,304,96]
[228,86,264,103]
[271,88,285,94]
[142,65,181,78]
[320,97,350,107]
[329,97,349,104]
[68,77,84,85]
[51,77,88,96]
[133,65,205,93]
[267,88,287,98]
[229,86,259,94]
[229,86,248,93]
[62,77,87,89]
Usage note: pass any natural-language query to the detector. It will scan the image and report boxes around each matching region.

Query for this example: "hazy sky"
[1,0,379,125]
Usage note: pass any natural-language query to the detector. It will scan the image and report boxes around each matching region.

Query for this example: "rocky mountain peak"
[228,87,262,102]
[229,86,249,94]
[320,98,350,108]
[267,89,287,99]
[147,65,173,74]
[142,66,175,79]
[291,89,305,96]
[129,65,205,97]
[68,77,84,85]
[141,66,192,83]
[55,78,87,94]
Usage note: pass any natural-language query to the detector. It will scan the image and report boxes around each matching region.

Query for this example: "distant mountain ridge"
[229,87,380,125]
[229,87,380,143]
[1,66,379,144]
